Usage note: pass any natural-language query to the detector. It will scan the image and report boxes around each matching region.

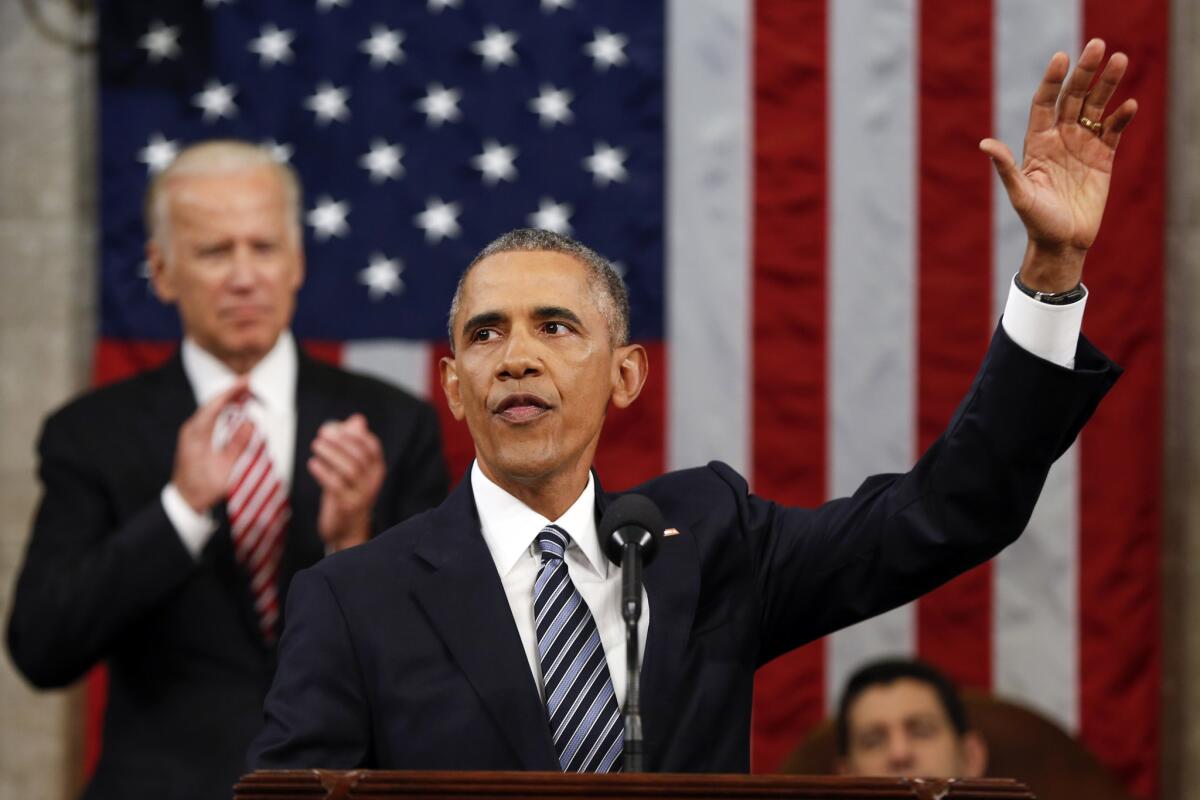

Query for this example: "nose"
[495,326,542,380]
[227,244,258,290]
[885,734,916,773]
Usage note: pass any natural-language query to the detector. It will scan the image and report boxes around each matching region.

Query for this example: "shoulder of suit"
[42,359,179,433]
[626,460,748,498]
[313,504,439,575]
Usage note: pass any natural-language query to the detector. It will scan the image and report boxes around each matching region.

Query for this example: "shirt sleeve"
[1000,273,1087,369]
[161,482,219,559]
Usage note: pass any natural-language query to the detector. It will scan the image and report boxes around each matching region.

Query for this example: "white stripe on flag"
[825,0,919,711]
[666,0,752,475]
[342,340,432,401]
[991,0,1081,733]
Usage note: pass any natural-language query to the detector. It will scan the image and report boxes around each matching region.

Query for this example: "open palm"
[982,39,1137,262]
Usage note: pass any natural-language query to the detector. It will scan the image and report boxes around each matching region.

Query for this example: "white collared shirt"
[472,461,650,708]
[161,332,299,558]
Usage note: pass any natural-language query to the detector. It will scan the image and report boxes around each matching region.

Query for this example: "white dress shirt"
[472,462,651,708]
[161,332,299,558]
[469,276,1085,708]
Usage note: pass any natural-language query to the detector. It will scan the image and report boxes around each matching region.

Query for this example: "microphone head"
[598,494,665,567]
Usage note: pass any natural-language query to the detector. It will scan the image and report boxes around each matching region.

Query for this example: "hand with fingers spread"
[172,380,255,514]
[980,38,1138,293]
[308,413,386,552]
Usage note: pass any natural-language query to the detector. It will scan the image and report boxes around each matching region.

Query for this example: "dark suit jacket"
[249,326,1119,773]
[6,349,449,800]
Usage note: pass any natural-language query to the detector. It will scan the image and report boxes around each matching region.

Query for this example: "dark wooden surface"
[235,770,1037,800]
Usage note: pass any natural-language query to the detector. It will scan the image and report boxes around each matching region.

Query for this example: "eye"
[472,328,496,343]
[543,321,571,335]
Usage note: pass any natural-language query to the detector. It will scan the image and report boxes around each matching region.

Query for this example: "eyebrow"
[461,311,506,341]
[531,306,584,327]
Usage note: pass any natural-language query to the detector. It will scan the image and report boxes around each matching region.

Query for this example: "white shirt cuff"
[1000,274,1086,369]
[161,483,219,559]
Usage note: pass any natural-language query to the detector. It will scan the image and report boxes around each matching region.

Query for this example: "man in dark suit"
[250,40,1135,773]
[6,140,448,799]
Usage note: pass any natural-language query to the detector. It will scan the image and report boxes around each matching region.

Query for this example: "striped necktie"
[533,524,624,773]
[225,403,290,642]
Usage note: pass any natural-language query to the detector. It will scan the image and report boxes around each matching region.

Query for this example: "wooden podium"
[235,770,1036,800]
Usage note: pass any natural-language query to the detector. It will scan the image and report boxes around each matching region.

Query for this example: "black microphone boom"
[596,494,665,773]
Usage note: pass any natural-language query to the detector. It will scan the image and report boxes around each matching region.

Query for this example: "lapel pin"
[664,527,681,537]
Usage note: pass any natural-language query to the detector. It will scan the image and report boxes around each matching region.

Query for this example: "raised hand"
[980,38,1138,292]
[172,380,254,513]
[308,413,386,552]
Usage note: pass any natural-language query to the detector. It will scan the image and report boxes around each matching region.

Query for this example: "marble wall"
[0,2,95,798]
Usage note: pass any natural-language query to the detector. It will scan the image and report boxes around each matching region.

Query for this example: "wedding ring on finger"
[1078,115,1103,133]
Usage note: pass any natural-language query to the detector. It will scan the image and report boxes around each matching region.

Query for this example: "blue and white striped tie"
[533,524,624,773]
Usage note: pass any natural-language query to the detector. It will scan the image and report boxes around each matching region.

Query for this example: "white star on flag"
[541,0,574,11]
[262,139,293,164]
[305,82,350,125]
[528,198,573,234]
[529,85,573,127]
[583,142,628,186]
[139,21,180,63]
[138,133,179,174]
[360,140,405,183]
[416,84,462,127]
[584,29,629,71]
[316,0,349,10]
[472,27,518,69]
[428,0,461,11]
[248,25,295,67]
[471,141,518,185]
[360,26,405,68]
[414,198,462,243]
[193,81,238,122]
[359,254,404,300]
[307,196,350,240]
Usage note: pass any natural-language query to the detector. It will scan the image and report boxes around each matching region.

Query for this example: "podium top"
[236,770,1036,800]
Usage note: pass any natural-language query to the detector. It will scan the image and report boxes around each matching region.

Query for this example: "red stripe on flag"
[1077,5,1166,797]
[425,341,666,491]
[750,0,828,772]
[914,0,995,692]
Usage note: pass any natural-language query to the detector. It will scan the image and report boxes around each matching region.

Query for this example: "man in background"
[6,140,448,799]
[836,658,987,779]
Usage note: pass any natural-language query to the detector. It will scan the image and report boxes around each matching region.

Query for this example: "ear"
[961,730,988,778]
[439,355,465,421]
[290,243,306,291]
[610,343,648,410]
[146,240,177,304]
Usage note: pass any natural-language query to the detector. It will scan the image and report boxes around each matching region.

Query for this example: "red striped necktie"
[225,403,290,642]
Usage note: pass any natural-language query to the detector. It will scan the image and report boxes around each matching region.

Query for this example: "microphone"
[597,494,665,773]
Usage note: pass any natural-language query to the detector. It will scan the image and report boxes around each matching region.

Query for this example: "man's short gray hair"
[447,229,631,351]
[144,139,303,254]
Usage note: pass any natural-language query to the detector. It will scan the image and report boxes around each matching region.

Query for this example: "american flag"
[96,0,1164,796]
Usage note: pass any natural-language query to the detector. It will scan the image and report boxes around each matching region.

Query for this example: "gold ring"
[1078,116,1103,133]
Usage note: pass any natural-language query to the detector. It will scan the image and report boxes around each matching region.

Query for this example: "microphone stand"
[620,536,648,772]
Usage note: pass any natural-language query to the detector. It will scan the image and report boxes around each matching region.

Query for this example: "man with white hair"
[6,139,448,799]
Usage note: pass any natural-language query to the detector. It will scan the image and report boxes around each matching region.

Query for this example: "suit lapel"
[594,478,700,770]
[411,477,560,771]
[280,353,331,608]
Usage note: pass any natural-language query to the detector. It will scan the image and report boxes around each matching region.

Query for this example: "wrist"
[1019,240,1086,293]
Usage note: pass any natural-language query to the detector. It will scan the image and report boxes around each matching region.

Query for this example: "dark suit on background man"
[6,140,449,799]
[250,326,1118,772]
[6,349,446,799]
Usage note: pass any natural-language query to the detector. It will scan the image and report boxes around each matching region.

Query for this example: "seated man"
[6,140,448,799]
[835,658,987,779]
[249,40,1134,773]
